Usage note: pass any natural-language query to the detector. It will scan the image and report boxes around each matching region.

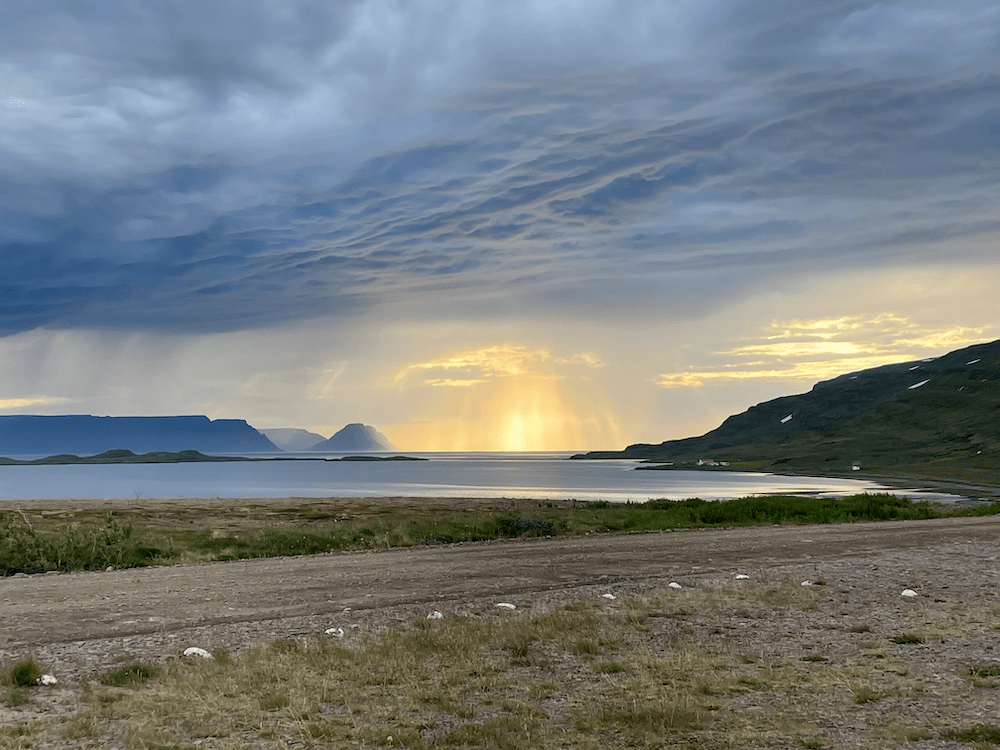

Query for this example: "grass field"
[5,579,1000,749]
[2,493,998,576]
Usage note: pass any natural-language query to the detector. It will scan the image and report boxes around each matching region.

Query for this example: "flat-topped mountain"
[0,415,277,456]
[578,339,1000,483]
[309,423,394,452]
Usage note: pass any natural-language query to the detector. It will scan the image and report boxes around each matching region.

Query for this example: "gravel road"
[4,514,1000,657]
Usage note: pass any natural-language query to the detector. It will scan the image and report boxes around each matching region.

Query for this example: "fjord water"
[0,452,952,502]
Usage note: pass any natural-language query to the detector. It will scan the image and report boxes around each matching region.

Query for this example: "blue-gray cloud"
[0,0,997,334]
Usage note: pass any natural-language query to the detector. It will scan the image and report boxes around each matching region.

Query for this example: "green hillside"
[579,339,1000,486]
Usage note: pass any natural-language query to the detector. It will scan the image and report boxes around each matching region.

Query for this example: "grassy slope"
[583,339,1000,484]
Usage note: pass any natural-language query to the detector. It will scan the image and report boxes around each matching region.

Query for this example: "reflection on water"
[0,452,960,502]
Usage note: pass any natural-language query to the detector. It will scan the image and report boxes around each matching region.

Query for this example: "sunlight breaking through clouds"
[390,344,615,450]
[0,396,72,411]
[398,345,604,385]
[656,317,992,388]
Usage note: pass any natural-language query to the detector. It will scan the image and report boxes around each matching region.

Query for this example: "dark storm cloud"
[0,0,997,334]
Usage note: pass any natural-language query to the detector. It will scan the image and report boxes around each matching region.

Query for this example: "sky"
[1,0,998,451]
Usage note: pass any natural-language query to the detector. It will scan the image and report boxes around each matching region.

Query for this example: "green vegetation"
[969,665,1000,678]
[947,724,1000,745]
[0,512,160,575]
[1,658,44,708]
[851,684,890,704]
[890,633,925,645]
[1,659,43,688]
[2,493,998,575]
[99,664,160,688]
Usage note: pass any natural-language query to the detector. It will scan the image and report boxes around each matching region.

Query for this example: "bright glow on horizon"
[387,346,621,450]
[0,268,996,453]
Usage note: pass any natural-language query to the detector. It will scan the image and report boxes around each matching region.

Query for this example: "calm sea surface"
[0,452,960,502]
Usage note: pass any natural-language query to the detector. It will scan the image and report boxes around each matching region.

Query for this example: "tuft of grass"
[891,633,925,644]
[587,694,703,738]
[852,685,889,704]
[969,665,1000,678]
[947,724,1000,744]
[3,687,31,707]
[2,658,44,687]
[848,624,871,633]
[100,663,160,687]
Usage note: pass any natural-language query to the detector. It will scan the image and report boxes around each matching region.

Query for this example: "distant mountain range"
[260,428,328,452]
[578,339,1000,484]
[263,423,394,452]
[0,415,278,456]
[0,416,396,457]
[309,423,395,452]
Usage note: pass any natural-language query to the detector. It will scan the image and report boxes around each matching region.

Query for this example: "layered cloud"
[0,0,997,337]
[656,315,994,387]
[399,345,603,385]
[0,395,71,412]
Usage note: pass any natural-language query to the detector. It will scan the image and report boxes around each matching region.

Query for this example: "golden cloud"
[423,378,488,387]
[398,344,604,387]
[0,395,72,411]
[656,317,991,388]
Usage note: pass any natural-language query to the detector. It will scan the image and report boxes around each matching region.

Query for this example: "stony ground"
[2,510,1000,748]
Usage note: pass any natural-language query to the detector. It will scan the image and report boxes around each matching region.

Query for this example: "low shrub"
[492,515,557,538]
[0,516,49,575]
[2,658,43,687]
[0,512,156,576]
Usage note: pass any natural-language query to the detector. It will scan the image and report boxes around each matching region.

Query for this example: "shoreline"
[635,463,1000,504]
[769,469,1000,504]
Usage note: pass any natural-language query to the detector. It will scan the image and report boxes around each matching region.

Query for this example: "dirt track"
[5,514,1000,652]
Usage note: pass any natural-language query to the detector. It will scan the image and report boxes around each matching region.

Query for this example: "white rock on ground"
[801,581,813,587]
[37,674,58,686]
[182,647,213,659]
[668,582,682,589]
[427,610,444,619]
[735,574,750,580]
[496,602,516,610]
[601,593,616,600]
[325,627,345,637]
[901,589,918,597]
